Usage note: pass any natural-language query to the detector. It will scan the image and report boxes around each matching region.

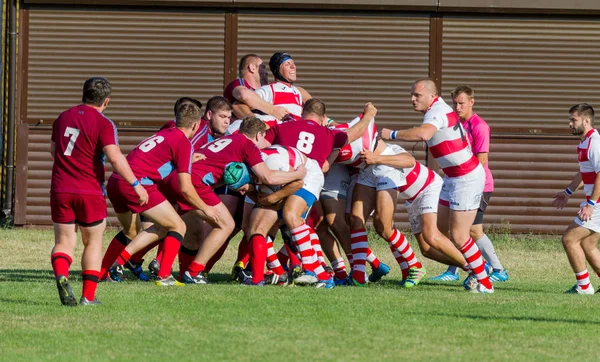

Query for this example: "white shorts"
[356,163,407,192]
[345,173,359,214]
[574,201,600,233]
[407,175,443,234]
[439,164,484,211]
[321,163,351,200]
[303,158,325,200]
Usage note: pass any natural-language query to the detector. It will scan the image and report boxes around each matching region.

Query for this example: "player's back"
[192,133,263,186]
[126,127,192,185]
[261,145,306,172]
[51,104,117,195]
[332,115,377,169]
[266,119,347,168]
[223,78,254,104]
[161,118,214,152]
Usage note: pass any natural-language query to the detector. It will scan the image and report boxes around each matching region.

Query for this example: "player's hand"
[360,149,378,165]
[192,153,207,163]
[364,102,377,118]
[552,192,569,209]
[202,206,221,226]
[134,184,149,206]
[271,106,290,121]
[578,204,594,222]
[295,164,307,179]
[381,128,393,140]
[257,192,275,206]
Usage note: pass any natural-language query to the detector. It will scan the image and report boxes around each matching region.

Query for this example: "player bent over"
[226,145,307,286]
[50,77,148,306]
[261,99,377,287]
[102,103,220,286]
[358,143,471,286]
[176,116,306,284]
[553,103,600,294]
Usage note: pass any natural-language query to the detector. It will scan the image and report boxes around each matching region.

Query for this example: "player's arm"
[259,180,304,206]
[234,87,289,121]
[552,172,582,209]
[177,172,220,224]
[344,103,378,144]
[50,141,55,160]
[360,148,415,169]
[232,102,254,120]
[381,124,438,142]
[103,144,149,205]
[476,152,489,167]
[323,150,340,174]
[297,86,312,103]
[251,162,306,186]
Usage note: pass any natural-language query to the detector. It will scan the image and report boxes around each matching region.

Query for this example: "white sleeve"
[422,111,444,130]
[255,85,274,104]
[589,142,600,173]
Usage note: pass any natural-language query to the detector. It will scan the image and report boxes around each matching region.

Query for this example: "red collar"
[584,128,596,140]
[426,96,440,111]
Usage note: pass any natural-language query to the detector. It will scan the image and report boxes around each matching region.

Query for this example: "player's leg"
[470,192,507,282]
[283,193,330,285]
[99,211,137,280]
[51,222,78,306]
[177,211,205,281]
[244,206,279,285]
[374,188,425,287]
[580,232,600,291]
[79,219,107,305]
[450,208,493,293]
[348,183,377,286]
[184,202,235,284]
[562,223,595,294]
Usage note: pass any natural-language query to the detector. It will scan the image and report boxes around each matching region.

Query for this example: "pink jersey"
[51,104,118,195]
[192,133,264,187]
[462,113,494,192]
[223,78,255,104]
[578,129,600,201]
[160,118,215,152]
[265,119,348,168]
[332,115,377,169]
[261,145,306,172]
[125,127,193,185]
[255,82,303,122]
[423,97,479,178]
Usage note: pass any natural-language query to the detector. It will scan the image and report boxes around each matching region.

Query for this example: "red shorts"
[178,183,222,213]
[106,175,166,214]
[50,192,106,225]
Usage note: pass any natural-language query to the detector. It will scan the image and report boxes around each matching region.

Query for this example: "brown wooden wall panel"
[25,7,226,127]
[237,12,431,130]
[441,16,600,135]
[22,126,156,226]
[484,136,581,233]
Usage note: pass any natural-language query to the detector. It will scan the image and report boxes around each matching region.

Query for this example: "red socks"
[51,252,72,279]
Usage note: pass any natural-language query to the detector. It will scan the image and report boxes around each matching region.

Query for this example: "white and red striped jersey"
[261,145,306,173]
[578,129,600,200]
[424,97,479,178]
[255,82,303,123]
[386,144,437,202]
[331,115,378,170]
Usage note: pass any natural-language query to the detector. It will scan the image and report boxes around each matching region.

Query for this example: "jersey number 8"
[296,131,315,154]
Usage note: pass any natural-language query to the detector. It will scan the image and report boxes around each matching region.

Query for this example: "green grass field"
[1,228,600,361]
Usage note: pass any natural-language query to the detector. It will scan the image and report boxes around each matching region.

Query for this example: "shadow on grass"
[0,297,51,306]
[0,269,55,282]
[429,311,600,326]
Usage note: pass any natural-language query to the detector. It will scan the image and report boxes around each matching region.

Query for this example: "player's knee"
[171,218,186,236]
[282,211,301,230]
[349,214,365,231]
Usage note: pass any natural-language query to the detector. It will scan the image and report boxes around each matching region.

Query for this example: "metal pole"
[3,0,15,217]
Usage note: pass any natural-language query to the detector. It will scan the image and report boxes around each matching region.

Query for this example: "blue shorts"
[277,188,316,220]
